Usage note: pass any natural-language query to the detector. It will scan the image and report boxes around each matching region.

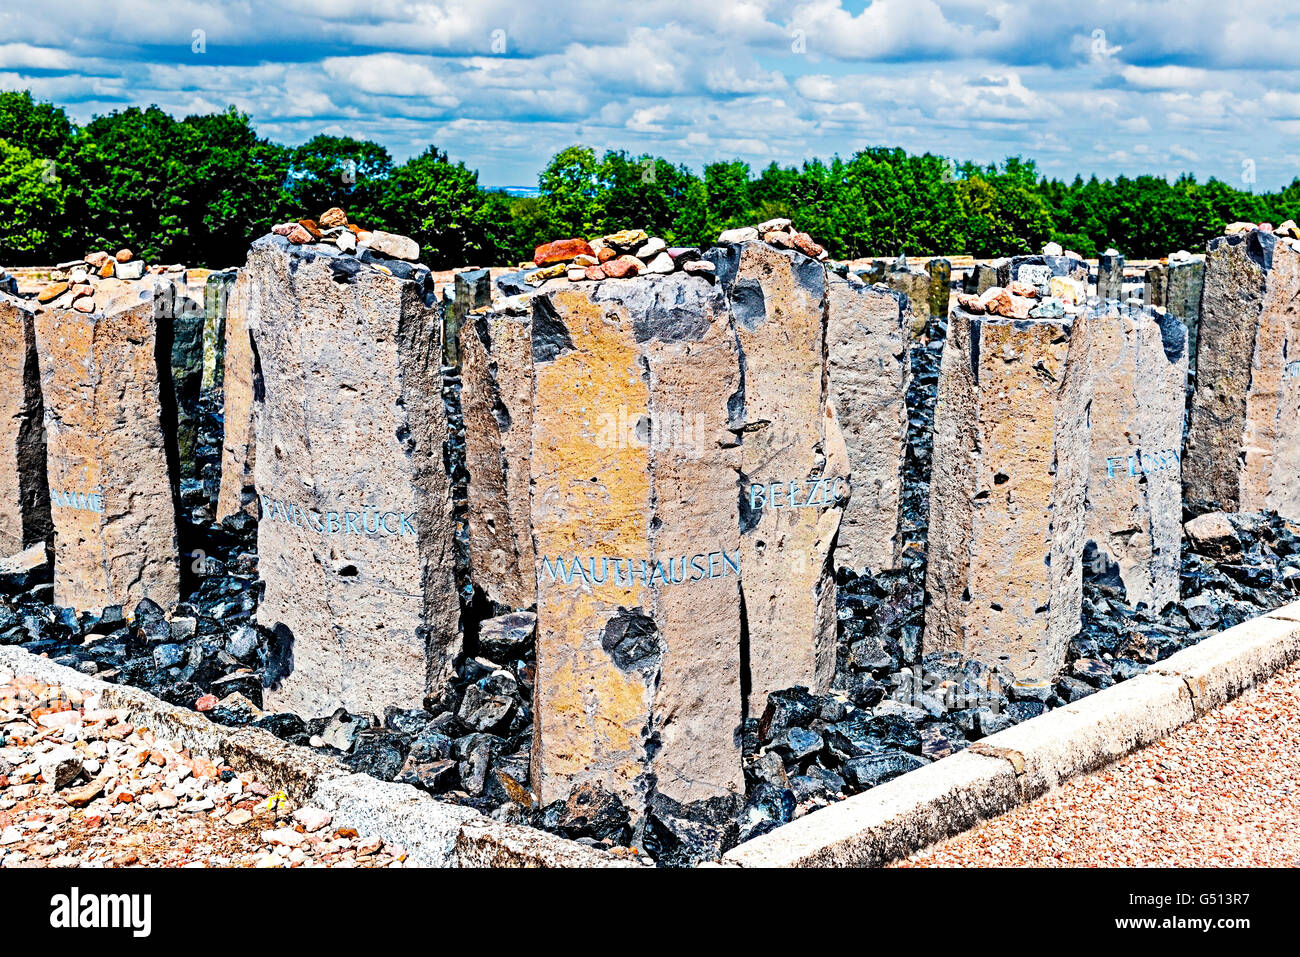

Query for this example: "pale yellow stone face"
[529,275,745,812]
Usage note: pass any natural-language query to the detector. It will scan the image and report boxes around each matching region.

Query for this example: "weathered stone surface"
[1165,256,1205,373]
[444,268,491,370]
[202,270,237,391]
[924,305,1094,683]
[966,262,999,295]
[529,274,745,819]
[34,280,181,613]
[533,238,595,266]
[155,276,205,478]
[926,258,951,325]
[1083,302,1188,608]
[881,263,932,337]
[0,292,50,555]
[216,270,256,521]
[1185,230,1300,517]
[248,235,459,716]
[1144,263,1167,309]
[996,254,1087,291]
[461,295,536,609]
[825,277,910,572]
[708,241,848,713]
[1097,250,1125,301]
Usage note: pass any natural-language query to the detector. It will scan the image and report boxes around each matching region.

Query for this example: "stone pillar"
[1185,230,1300,517]
[443,268,491,370]
[1145,263,1167,309]
[882,260,932,337]
[923,303,1094,684]
[1166,254,1205,373]
[825,276,910,572]
[1097,250,1125,301]
[926,258,951,324]
[1084,302,1188,609]
[528,274,745,822]
[216,270,256,521]
[202,269,237,392]
[461,294,536,610]
[34,281,182,613]
[155,274,205,479]
[708,241,848,714]
[248,235,459,716]
[966,262,1000,295]
[0,292,50,556]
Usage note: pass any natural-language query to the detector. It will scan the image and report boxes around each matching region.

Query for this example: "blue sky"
[4,0,1300,189]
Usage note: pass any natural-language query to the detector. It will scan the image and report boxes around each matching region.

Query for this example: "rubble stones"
[528,274,745,827]
[0,292,51,556]
[247,235,459,716]
[1185,229,1300,517]
[924,301,1094,682]
[461,295,536,609]
[34,280,182,613]
[825,277,910,572]
[1083,302,1188,608]
[707,240,848,713]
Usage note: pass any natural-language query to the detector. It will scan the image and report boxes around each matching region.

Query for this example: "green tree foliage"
[2,91,1299,268]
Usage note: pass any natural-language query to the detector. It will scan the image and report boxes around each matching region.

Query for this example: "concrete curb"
[724,599,1300,868]
[0,645,630,868]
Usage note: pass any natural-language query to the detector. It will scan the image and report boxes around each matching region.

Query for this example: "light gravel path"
[0,666,402,868]
[897,660,1300,867]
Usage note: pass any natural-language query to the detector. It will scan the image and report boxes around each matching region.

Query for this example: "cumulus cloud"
[0,0,1298,187]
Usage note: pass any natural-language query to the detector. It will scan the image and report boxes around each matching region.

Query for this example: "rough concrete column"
[926,258,951,326]
[0,292,50,556]
[202,269,237,392]
[708,241,848,714]
[461,294,536,610]
[216,270,256,521]
[528,274,744,823]
[249,235,459,716]
[923,303,1094,683]
[1084,302,1188,609]
[882,261,932,337]
[1097,250,1126,301]
[825,276,910,572]
[155,274,205,479]
[1145,263,1167,309]
[34,281,181,613]
[444,268,491,370]
[1185,229,1300,517]
[1166,255,1205,373]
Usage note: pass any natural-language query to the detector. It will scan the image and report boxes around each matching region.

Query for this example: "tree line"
[2,90,1297,269]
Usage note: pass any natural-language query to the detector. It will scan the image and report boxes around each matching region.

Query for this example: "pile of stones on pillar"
[12,216,1300,865]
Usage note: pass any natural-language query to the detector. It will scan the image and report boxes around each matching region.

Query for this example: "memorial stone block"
[882,260,932,337]
[825,276,910,571]
[1145,263,1167,309]
[1185,230,1300,517]
[1084,302,1188,608]
[0,292,50,556]
[997,254,1087,290]
[248,235,459,716]
[708,241,848,712]
[1166,254,1205,372]
[461,294,536,610]
[216,270,256,521]
[924,301,1094,683]
[444,268,492,369]
[155,274,205,478]
[34,279,182,613]
[528,274,745,820]
[926,257,951,324]
[202,269,238,391]
[1097,250,1126,301]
